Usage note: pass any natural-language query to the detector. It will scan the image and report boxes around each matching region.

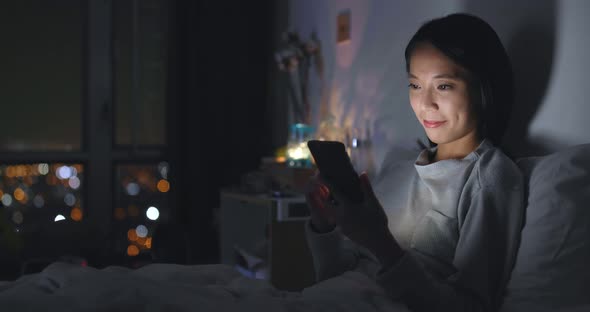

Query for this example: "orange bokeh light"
[13,188,25,201]
[127,245,140,257]
[137,171,150,185]
[136,236,146,246]
[73,164,83,173]
[157,179,170,193]
[114,207,126,220]
[145,237,152,249]
[71,207,83,221]
[127,229,138,242]
[6,166,14,178]
[15,166,24,177]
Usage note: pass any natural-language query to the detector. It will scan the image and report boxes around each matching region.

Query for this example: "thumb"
[359,172,376,200]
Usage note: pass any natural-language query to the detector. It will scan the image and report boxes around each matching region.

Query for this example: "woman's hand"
[323,173,388,245]
[305,172,337,233]
[325,173,404,266]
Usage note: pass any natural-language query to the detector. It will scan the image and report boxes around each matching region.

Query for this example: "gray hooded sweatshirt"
[305,139,524,312]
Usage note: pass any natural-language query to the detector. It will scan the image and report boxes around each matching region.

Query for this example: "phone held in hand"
[307,140,364,204]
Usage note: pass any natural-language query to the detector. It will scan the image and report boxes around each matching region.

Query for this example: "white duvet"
[0,262,408,312]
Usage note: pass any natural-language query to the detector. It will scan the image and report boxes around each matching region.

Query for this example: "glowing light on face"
[408,42,478,148]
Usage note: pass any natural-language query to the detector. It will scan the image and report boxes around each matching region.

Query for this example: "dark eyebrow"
[408,73,462,79]
[433,74,461,79]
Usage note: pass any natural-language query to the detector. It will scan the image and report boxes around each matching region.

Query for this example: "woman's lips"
[423,120,447,128]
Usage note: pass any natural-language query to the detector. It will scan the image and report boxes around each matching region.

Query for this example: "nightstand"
[219,191,315,291]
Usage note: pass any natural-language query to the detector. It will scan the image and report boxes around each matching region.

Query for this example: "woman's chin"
[424,133,445,145]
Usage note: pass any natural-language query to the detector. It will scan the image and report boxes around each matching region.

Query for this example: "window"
[113,163,171,258]
[111,0,172,260]
[0,0,83,152]
[0,163,84,231]
[113,0,169,147]
[0,0,175,275]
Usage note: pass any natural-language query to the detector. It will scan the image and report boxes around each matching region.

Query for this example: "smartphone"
[307,140,364,203]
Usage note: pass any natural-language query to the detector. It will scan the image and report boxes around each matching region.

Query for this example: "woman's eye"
[437,84,452,90]
[408,83,420,90]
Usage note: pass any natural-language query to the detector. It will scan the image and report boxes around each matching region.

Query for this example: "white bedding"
[0,262,408,312]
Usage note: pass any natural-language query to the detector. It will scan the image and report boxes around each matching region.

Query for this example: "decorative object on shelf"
[317,114,346,142]
[275,31,321,125]
[259,157,315,194]
[286,123,315,168]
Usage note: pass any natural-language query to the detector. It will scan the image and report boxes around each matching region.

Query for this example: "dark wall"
[170,0,275,264]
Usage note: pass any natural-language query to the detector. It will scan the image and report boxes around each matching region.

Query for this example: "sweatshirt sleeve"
[376,182,524,312]
[304,219,380,282]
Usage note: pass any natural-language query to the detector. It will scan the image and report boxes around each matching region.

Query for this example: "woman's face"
[408,42,479,147]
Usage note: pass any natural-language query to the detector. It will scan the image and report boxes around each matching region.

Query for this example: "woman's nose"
[419,90,438,111]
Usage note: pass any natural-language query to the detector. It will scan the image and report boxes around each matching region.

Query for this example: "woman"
[305,13,524,312]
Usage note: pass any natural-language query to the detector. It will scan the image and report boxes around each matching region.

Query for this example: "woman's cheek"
[409,93,421,114]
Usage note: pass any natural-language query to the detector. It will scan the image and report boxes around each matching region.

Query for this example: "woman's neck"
[433,132,482,162]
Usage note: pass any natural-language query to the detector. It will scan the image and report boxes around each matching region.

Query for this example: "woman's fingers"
[316,174,335,191]
[326,184,348,206]
[306,179,335,215]
[319,184,330,198]
[314,173,348,205]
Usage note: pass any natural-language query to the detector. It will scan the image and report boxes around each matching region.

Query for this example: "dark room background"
[0,0,277,279]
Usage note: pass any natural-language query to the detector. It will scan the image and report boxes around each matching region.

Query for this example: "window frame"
[0,0,177,242]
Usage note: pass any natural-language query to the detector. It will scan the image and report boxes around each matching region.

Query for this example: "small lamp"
[286,123,315,168]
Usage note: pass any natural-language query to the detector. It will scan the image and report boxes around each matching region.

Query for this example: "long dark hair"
[405,13,514,146]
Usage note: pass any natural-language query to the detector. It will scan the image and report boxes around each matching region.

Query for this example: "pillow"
[501,144,590,312]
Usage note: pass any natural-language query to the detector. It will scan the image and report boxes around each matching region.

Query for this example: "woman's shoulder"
[473,145,523,191]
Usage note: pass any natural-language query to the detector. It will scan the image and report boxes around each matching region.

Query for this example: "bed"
[1,143,589,311]
[0,262,407,312]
